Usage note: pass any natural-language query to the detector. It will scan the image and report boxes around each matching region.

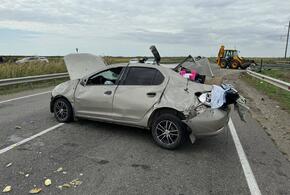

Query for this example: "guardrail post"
[259,59,263,72]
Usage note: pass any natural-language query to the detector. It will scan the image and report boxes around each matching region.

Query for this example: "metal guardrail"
[0,73,69,87]
[247,70,290,91]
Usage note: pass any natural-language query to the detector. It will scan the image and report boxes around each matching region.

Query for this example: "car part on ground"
[216,45,256,69]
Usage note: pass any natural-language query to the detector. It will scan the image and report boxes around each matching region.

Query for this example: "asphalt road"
[0,65,290,195]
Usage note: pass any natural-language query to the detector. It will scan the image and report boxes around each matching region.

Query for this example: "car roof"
[89,63,173,79]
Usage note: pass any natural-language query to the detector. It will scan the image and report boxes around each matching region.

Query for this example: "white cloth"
[183,73,192,79]
[210,85,226,109]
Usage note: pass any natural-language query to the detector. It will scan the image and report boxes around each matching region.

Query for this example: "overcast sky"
[0,0,289,57]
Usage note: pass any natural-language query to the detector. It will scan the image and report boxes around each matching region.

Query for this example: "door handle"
[147,92,156,97]
[104,90,112,95]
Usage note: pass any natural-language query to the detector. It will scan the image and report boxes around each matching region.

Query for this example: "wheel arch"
[147,107,186,129]
[50,95,73,113]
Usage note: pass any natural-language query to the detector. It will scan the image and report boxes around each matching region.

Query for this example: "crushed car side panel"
[156,69,213,113]
[154,69,230,136]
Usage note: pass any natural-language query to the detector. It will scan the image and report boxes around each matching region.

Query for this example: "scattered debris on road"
[57,178,82,190]
[2,185,12,193]
[44,179,52,186]
[55,167,63,172]
[5,162,12,168]
[29,187,42,194]
[57,183,71,190]
[70,178,82,187]
[18,171,29,177]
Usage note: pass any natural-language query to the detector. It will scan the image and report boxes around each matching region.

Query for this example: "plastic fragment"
[70,179,82,187]
[58,183,71,190]
[44,179,52,186]
[56,167,63,172]
[15,126,22,129]
[3,185,12,193]
[6,162,12,167]
[29,187,42,194]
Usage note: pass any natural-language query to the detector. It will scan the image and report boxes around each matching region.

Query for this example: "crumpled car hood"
[64,53,106,80]
[52,79,79,98]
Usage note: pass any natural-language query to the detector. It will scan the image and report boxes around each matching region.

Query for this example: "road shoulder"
[225,73,290,162]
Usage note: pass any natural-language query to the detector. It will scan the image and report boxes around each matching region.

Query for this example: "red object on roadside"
[190,70,197,80]
[180,70,186,76]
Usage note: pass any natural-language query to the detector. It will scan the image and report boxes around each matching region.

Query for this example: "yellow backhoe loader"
[216,45,256,69]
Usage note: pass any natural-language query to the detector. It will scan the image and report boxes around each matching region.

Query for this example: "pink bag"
[180,70,186,76]
[190,70,197,80]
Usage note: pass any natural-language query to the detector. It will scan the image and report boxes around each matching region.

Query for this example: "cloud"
[0,0,289,56]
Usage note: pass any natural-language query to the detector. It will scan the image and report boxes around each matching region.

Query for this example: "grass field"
[241,73,290,113]
[0,59,66,79]
[260,69,290,83]
[0,56,187,79]
[0,55,289,80]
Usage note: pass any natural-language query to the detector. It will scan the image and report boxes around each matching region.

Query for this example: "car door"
[74,67,124,120]
[112,67,166,122]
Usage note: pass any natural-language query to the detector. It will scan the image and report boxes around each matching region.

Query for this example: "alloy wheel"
[156,120,179,145]
[55,100,69,121]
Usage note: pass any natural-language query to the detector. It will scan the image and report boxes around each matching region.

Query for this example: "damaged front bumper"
[183,106,230,141]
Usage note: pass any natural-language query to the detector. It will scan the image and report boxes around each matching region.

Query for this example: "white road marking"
[0,91,51,104]
[208,62,214,78]
[0,123,64,155]
[228,118,262,195]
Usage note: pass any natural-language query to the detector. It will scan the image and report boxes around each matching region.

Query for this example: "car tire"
[53,98,73,123]
[151,114,184,150]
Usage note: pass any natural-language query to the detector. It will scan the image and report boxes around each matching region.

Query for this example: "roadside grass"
[0,59,66,79]
[0,78,68,96]
[260,69,290,83]
[2,56,287,80]
[248,57,290,65]
[241,73,290,113]
[0,56,184,80]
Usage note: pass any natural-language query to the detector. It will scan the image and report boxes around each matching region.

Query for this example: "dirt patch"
[224,73,290,161]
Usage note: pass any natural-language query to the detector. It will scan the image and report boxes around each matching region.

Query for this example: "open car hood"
[64,53,106,80]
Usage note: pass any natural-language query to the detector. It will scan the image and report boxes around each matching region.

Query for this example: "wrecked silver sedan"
[50,53,235,149]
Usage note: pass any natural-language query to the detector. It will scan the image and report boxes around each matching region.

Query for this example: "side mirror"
[80,78,87,86]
